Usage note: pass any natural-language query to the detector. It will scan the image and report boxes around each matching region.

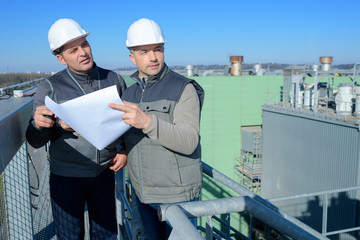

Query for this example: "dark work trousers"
[50,169,117,240]
[131,186,198,240]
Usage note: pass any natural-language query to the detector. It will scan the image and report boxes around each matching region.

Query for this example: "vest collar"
[67,62,99,83]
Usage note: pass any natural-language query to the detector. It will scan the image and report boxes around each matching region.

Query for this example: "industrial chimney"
[319,56,333,71]
[185,65,194,77]
[230,56,243,76]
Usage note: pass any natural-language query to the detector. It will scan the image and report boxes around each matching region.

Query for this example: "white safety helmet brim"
[51,32,90,55]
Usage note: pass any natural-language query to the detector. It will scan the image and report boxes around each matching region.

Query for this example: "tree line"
[0,73,51,88]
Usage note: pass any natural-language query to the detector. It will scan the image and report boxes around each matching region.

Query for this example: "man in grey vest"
[26,18,127,239]
[109,18,204,239]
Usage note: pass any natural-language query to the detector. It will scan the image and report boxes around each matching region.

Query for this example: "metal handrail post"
[165,205,203,240]
[205,216,213,240]
[225,213,231,239]
[249,215,254,240]
[115,168,132,240]
[115,169,124,240]
[322,193,328,235]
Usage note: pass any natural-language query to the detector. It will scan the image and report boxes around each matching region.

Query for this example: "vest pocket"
[142,101,171,122]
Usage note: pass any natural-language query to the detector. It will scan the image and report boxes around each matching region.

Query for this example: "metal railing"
[0,78,44,96]
[201,162,327,240]
[115,162,327,240]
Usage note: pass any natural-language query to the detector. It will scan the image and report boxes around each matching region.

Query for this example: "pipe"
[159,197,246,221]
[353,63,360,86]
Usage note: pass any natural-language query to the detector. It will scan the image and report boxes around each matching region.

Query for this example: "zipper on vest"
[138,79,147,201]
[138,80,148,109]
[66,68,101,95]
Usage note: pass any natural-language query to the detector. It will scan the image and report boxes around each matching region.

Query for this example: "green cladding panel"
[194,75,283,183]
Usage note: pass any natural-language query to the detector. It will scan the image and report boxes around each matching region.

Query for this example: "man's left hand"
[109,150,127,172]
[60,120,74,132]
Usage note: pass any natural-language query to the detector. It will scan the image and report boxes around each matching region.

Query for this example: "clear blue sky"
[1,0,359,73]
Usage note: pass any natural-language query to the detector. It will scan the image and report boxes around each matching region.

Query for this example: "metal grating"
[2,142,33,240]
[29,145,55,240]
[28,145,91,240]
[0,173,9,239]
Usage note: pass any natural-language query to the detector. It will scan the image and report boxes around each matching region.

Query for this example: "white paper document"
[45,85,130,150]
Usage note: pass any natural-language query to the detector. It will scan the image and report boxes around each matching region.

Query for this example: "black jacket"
[26,66,126,177]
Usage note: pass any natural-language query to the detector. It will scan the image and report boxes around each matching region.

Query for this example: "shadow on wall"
[298,192,360,240]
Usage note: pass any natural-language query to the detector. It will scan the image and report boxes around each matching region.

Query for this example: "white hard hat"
[48,18,90,55]
[126,18,166,48]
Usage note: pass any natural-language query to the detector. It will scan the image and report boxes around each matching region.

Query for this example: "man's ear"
[129,53,137,66]
[56,54,67,66]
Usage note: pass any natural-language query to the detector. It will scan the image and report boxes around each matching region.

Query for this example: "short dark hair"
[53,46,64,55]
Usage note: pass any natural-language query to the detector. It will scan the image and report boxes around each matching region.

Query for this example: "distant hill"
[115,63,356,72]
[114,64,290,72]
[171,63,292,71]
[334,64,356,70]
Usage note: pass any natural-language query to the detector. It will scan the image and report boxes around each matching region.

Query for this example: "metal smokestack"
[320,56,333,71]
[185,65,194,77]
[230,56,243,76]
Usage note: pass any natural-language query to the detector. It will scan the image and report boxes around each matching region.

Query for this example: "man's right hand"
[34,105,55,130]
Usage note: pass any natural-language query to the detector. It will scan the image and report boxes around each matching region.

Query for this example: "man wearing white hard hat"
[26,18,127,239]
[110,18,204,239]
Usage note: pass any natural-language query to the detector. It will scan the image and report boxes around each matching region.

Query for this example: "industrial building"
[262,59,360,239]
